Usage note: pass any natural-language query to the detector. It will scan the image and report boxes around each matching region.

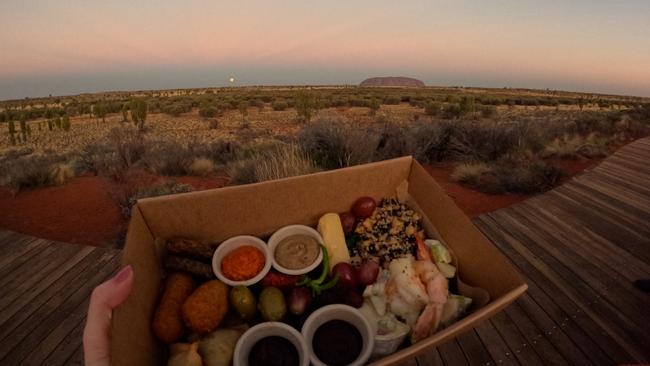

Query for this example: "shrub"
[442,104,462,119]
[424,101,441,116]
[475,156,564,194]
[480,105,497,118]
[298,117,377,169]
[383,96,401,105]
[1,154,73,190]
[116,181,193,218]
[187,157,215,176]
[142,140,192,176]
[272,100,288,111]
[199,104,217,118]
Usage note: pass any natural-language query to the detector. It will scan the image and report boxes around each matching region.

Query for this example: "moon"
[229,77,235,83]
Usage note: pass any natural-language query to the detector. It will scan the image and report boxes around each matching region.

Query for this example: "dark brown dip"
[313,320,362,366]
[274,234,320,270]
[248,336,299,366]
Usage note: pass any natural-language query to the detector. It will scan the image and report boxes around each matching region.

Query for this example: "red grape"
[351,197,376,220]
[331,262,358,289]
[339,212,356,234]
[357,260,380,286]
[344,290,364,308]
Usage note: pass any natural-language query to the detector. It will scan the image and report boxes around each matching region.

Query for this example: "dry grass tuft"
[451,163,492,184]
[229,144,320,184]
[187,157,215,176]
[50,162,76,185]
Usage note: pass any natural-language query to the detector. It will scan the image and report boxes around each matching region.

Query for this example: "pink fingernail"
[113,265,133,283]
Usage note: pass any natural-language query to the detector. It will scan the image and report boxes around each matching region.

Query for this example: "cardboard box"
[111,157,527,365]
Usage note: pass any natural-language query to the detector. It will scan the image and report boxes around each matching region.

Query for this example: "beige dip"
[274,234,320,270]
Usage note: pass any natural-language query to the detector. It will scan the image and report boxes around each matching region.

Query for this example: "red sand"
[0,158,599,247]
[424,165,531,217]
[0,172,228,247]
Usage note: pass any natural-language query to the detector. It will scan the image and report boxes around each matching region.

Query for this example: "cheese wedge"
[317,213,350,269]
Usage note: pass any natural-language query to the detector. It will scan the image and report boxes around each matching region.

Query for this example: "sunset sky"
[1,1,649,100]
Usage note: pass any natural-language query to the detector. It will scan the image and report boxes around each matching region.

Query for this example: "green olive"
[258,287,287,321]
[229,286,256,321]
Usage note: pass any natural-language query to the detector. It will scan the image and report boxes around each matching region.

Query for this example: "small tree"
[459,96,475,116]
[19,116,28,143]
[238,100,249,126]
[8,120,16,145]
[369,98,380,116]
[94,102,107,122]
[121,103,129,122]
[295,92,318,123]
[62,115,71,131]
[130,98,148,131]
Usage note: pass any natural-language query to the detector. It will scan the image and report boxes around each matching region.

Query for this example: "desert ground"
[1,86,648,246]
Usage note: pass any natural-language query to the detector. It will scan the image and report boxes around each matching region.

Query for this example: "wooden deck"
[0,137,648,365]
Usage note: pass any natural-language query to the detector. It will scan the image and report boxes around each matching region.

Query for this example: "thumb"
[83,265,134,366]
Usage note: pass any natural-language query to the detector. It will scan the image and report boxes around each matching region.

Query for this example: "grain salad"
[350,198,423,267]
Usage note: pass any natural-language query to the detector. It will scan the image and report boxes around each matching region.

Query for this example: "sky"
[1,0,649,100]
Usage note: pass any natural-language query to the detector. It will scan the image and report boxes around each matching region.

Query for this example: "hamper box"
[111,156,527,365]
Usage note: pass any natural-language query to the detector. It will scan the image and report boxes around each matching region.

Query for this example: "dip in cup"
[267,225,323,275]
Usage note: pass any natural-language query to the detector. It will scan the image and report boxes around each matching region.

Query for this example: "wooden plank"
[0,234,46,270]
[0,247,107,331]
[503,302,571,366]
[438,339,470,366]
[490,311,545,365]
[0,238,51,279]
[0,254,120,364]
[476,217,639,364]
[40,316,87,366]
[0,249,118,358]
[0,244,93,311]
[455,329,495,365]
[505,205,650,309]
[415,347,444,366]
[23,264,119,365]
[522,197,650,280]
[474,320,519,366]
[483,213,650,359]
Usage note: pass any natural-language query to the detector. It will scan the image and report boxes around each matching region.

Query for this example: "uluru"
[359,76,425,87]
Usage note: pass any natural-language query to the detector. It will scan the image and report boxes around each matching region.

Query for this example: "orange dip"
[221,245,265,281]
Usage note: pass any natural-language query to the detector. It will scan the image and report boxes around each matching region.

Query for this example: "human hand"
[83,265,134,366]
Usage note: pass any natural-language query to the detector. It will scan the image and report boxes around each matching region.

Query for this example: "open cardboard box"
[111,156,527,365]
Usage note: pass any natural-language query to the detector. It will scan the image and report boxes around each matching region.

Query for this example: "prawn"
[411,236,449,342]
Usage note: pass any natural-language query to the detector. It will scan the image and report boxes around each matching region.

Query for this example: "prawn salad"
[342,197,473,357]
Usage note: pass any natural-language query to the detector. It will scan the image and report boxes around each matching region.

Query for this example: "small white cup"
[267,224,323,275]
[301,304,375,366]
[233,322,310,366]
[212,235,271,286]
